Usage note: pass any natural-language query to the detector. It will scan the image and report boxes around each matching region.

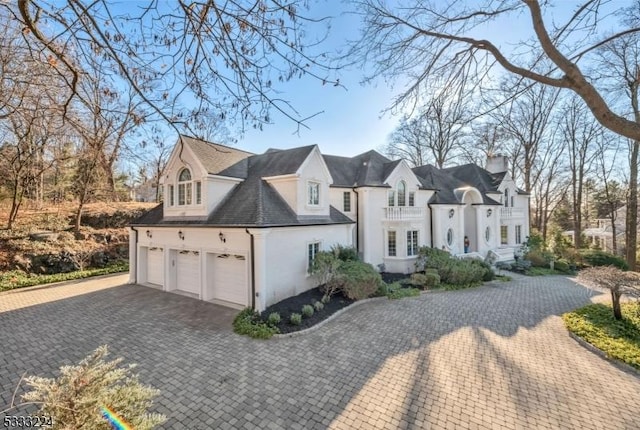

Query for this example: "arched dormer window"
[178,168,193,205]
[397,181,407,206]
[504,188,509,208]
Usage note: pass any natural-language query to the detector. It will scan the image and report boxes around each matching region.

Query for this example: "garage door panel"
[211,254,248,306]
[177,251,200,295]
[147,248,164,286]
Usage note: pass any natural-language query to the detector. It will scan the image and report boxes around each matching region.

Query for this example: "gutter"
[428,205,434,248]
[245,228,256,310]
[130,226,138,283]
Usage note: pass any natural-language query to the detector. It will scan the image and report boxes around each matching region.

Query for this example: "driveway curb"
[568,332,640,378]
[0,272,128,296]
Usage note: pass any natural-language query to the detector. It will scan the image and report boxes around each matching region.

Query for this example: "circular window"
[485,226,491,242]
[446,228,454,246]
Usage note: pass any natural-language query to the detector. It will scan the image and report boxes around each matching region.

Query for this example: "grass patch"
[563,303,640,370]
[442,281,483,291]
[0,261,129,292]
[385,283,421,299]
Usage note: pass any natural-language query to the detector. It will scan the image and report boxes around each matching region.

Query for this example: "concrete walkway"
[1,274,639,429]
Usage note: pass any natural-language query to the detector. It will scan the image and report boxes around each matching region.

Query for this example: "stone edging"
[568,332,640,378]
[273,296,389,339]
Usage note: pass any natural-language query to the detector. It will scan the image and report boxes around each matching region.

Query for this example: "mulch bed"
[261,273,411,334]
[261,287,355,334]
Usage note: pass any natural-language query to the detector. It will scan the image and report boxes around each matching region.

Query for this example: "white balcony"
[500,207,525,219]
[384,206,424,220]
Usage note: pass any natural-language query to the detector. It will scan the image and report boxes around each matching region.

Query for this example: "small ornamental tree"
[577,266,640,320]
[310,251,342,296]
[21,345,166,430]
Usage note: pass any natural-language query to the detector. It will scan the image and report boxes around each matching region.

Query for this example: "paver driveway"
[1,274,639,429]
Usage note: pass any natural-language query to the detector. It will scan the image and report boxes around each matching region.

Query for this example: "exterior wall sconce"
[219,232,226,243]
[178,231,185,240]
[487,209,492,217]
[146,230,152,238]
[448,209,455,218]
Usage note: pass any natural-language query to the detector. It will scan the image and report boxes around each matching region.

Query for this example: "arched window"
[178,168,192,205]
[504,188,509,208]
[397,180,406,206]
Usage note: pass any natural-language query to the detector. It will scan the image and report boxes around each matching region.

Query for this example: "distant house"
[564,205,638,255]
[129,136,530,311]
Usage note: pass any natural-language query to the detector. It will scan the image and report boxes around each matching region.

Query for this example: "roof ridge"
[180,134,255,155]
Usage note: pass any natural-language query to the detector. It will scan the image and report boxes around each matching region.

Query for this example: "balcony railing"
[384,206,424,220]
[500,207,525,218]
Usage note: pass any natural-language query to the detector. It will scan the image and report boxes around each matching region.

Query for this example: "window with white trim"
[515,225,522,244]
[308,182,320,206]
[343,191,351,212]
[504,188,509,208]
[178,168,192,205]
[388,190,395,207]
[408,192,415,207]
[397,180,407,206]
[308,242,320,273]
[501,225,508,245]
[446,228,454,246]
[388,231,397,257]
[407,230,418,256]
[169,184,174,206]
[195,181,202,205]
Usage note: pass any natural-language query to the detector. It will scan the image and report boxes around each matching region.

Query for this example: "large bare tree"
[5,0,338,133]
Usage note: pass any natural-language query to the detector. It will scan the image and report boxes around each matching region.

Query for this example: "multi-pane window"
[397,181,406,206]
[388,231,397,257]
[408,192,415,207]
[501,225,508,245]
[504,189,509,207]
[343,191,351,212]
[388,190,395,207]
[308,242,320,272]
[308,182,320,205]
[169,185,174,206]
[178,168,192,206]
[195,181,202,205]
[407,230,418,256]
[515,225,522,244]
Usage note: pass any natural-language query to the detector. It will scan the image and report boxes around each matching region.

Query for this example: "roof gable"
[180,135,254,175]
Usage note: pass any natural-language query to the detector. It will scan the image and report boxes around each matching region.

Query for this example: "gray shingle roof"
[323,150,393,188]
[133,144,353,227]
[441,164,503,194]
[181,135,253,175]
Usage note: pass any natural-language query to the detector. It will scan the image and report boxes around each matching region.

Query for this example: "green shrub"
[554,259,571,273]
[301,304,314,318]
[331,244,360,262]
[410,272,440,289]
[290,313,302,325]
[233,308,279,339]
[415,246,451,272]
[579,249,629,270]
[310,251,342,295]
[321,294,331,304]
[525,250,551,267]
[313,301,324,311]
[386,282,421,299]
[335,260,384,300]
[425,268,439,276]
[445,262,485,287]
[468,259,495,281]
[267,312,281,326]
[511,259,532,273]
[22,345,166,430]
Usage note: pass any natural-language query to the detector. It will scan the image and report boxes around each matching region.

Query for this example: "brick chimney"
[485,155,509,173]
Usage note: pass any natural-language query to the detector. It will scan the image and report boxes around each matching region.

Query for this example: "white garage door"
[147,248,164,286]
[211,254,248,306]
[177,251,200,295]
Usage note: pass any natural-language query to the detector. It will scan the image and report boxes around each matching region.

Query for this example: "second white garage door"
[176,251,201,296]
[210,254,248,306]
[147,247,164,286]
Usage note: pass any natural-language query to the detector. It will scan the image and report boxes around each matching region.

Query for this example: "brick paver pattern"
[1,274,638,429]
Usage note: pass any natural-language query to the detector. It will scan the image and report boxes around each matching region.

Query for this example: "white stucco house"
[129,136,530,312]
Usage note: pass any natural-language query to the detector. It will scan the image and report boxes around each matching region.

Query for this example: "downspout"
[428,205,434,248]
[245,228,256,310]
[352,187,359,253]
[130,226,138,283]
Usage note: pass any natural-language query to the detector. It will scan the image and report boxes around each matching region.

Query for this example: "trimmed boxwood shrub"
[578,249,628,270]
[331,244,360,262]
[415,247,490,288]
[410,272,440,289]
[554,259,571,273]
